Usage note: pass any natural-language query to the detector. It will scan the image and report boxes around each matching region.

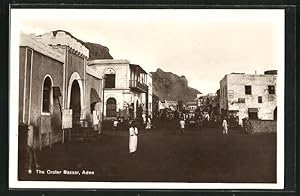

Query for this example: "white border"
[9,9,285,190]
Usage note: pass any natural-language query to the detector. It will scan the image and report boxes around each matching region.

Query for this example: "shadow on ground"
[19,126,276,183]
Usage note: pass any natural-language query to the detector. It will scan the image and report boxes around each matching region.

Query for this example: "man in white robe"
[145,117,151,130]
[129,121,138,156]
[222,117,228,135]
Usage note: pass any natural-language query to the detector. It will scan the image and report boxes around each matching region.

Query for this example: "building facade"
[87,59,151,120]
[219,72,277,125]
[159,100,178,111]
[186,101,197,112]
[19,31,102,149]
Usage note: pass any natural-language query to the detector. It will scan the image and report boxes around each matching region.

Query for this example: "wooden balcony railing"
[129,80,148,93]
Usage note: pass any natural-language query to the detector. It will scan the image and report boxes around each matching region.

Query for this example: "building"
[219,71,277,125]
[144,73,153,118]
[159,100,178,111]
[86,59,150,120]
[19,31,103,149]
[186,101,197,112]
[195,93,217,112]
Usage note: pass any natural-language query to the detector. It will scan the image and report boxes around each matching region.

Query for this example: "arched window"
[42,77,52,113]
[106,98,117,117]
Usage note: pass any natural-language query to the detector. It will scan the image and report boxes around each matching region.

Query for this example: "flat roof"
[87,59,130,66]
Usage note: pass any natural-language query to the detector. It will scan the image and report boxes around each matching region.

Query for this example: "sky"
[12,9,284,94]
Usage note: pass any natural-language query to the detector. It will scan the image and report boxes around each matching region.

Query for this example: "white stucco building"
[87,59,151,120]
[219,71,277,125]
[146,73,153,118]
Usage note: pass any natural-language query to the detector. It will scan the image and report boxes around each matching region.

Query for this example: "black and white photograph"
[9,8,285,189]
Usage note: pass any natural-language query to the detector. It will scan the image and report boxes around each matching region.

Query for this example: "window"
[105,74,115,88]
[245,85,252,95]
[238,98,245,103]
[258,96,262,103]
[268,85,275,94]
[42,77,52,113]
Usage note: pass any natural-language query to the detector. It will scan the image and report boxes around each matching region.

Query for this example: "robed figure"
[129,121,138,155]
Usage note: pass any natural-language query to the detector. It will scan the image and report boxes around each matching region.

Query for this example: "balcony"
[129,80,148,93]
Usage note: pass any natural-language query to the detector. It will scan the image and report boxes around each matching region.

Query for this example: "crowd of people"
[109,106,241,134]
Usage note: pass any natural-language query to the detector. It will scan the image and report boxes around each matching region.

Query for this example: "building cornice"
[87,59,130,66]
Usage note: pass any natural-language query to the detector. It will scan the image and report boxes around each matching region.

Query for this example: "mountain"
[51,30,113,59]
[150,68,201,103]
[48,30,199,102]
[84,42,113,60]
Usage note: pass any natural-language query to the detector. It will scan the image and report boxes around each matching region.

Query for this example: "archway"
[42,76,52,113]
[70,80,81,127]
[274,107,277,120]
[106,98,117,117]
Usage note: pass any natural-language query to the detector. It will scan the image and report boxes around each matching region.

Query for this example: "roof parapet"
[36,31,89,58]
[20,33,64,63]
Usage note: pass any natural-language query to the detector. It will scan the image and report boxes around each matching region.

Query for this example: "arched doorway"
[106,98,117,117]
[274,107,277,120]
[70,80,81,127]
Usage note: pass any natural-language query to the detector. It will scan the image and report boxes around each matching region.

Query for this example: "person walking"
[145,116,152,130]
[113,118,118,130]
[129,120,139,156]
[179,118,185,135]
[222,117,228,135]
[142,113,146,128]
[27,125,39,174]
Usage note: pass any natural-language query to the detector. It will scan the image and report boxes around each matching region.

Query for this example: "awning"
[90,88,101,104]
[248,108,259,112]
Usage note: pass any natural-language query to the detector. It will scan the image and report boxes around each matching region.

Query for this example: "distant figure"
[145,117,152,130]
[113,119,118,130]
[98,120,102,134]
[129,120,139,156]
[27,125,39,174]
[179,118,185,135]
[142,113,147,127]
[222,117,228,135]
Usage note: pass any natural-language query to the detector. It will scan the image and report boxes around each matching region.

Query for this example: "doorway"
[70,80,81,127]
[274,107,277,120]
[106,98,117,117]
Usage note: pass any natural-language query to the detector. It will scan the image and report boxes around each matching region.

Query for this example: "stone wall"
[243,119,276,134]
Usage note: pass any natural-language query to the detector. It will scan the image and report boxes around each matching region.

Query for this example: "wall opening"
[106,98,117,117]
[42,77,52,113]
[70,80,81,127]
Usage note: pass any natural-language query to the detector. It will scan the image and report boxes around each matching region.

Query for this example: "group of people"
[177,116,229,135]
[112,115,152,131]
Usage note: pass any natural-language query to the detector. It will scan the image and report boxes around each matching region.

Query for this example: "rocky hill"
[84,42,113,60]
[48,31,199,102]
[151,68,201,103]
